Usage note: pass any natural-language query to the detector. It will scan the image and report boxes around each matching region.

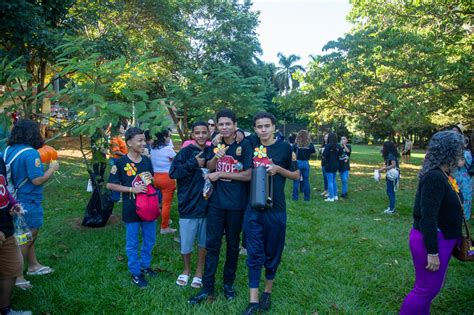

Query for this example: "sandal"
[15,280,33,290]
[175,274,189,287]
[27,266,54,276]
[191,277,202,288]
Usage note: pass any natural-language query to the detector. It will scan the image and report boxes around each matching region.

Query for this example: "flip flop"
[190,277,202,289]
[27,266,54,276]
[15,280,33,290]
[176,274,189,287]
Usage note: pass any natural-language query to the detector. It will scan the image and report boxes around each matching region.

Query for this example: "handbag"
[135,185,161,222]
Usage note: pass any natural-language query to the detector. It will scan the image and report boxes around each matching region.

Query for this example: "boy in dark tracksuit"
[243,112,299,314]
[188,109,252,304]
[169,122,210,288]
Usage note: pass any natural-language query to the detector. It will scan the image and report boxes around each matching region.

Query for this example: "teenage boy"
[242,112,299,314]
[169,122,210,288]
[107,127,157,288]
[188,109,253,304]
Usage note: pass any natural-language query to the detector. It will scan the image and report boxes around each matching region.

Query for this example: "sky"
[251,0,353,67]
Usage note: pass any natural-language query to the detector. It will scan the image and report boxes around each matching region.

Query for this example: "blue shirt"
[1,144,44,202]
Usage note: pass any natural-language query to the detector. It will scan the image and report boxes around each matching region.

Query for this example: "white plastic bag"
[374,170,381,182]
[86,179,93,192]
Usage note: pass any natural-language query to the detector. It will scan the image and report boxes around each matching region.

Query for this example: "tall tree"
[273,53,305,95]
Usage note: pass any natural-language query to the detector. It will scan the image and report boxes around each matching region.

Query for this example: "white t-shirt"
[151,146,176,173]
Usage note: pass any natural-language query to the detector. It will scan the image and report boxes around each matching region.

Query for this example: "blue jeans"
[326,172,337,198]
[292,160,310,201]
[386,179,397,210]
[322,166,328,191]
[339,170,349,195]
[110,158,121,202]
[125,221,157,276]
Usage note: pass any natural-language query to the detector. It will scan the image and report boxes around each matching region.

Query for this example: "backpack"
[2,146,34,198]
[135,185,160,221]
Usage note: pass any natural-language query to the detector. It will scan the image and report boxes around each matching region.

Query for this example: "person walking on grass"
[338,136,352,199]
[378,141,400,214]
[400,131,465,314]
[1,120,59,290]
[107,127,158,288]
[322,132,342,202]
[291,130,315,201]
[169,122,210,289]
[188,109,253,305]
[151,129,177,235]
[242,112,299,314]
[0,158,32,315]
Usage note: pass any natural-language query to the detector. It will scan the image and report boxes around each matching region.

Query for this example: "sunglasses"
[208,123,215,126]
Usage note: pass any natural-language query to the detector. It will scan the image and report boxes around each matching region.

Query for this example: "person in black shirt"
[320,133,329,197]
[338,136,352,198]
[242,112,299,314]
[169,122,210,288]
[291,130,315,201]
[107,127,158,289]
[378,141,400,214]
[322,132,342,202]
[188,109,252,305]
[400,131,464,315]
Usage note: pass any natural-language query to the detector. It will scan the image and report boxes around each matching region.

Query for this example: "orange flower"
[448,176,459,193]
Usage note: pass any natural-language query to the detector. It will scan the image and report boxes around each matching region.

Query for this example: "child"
[169,122,210,288]
[107,127,157,288]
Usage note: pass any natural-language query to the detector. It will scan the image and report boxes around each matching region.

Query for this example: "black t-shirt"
[107,155,154,222]
[206,138,253,210]
[0,159,14,237]
[322,144,342,173]
[249,136,297,212]
[294,144,316,161]
[338,144,352,172]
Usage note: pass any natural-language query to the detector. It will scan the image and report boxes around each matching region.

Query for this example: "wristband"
[129,187,132,193]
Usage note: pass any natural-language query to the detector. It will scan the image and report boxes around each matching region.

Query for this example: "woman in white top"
[151,129,177,234]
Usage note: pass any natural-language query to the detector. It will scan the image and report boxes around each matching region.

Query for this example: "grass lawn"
[12,140,474,314]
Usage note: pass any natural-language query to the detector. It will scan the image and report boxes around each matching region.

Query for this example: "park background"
[0,0,473,314]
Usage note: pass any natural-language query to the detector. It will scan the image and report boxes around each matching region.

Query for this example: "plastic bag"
[374,169,381,182]
[201,168,214,200]
[13,210,33,245]
[82,182,114,227]
[86,179,93,192]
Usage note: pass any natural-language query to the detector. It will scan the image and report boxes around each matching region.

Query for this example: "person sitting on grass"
[0,158,31,315]
[242,112,299,314]
[1,119,59,290]
[106,127,158,289]
[169,122,211,289]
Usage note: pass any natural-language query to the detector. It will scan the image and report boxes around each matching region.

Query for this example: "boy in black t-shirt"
[243,112,299,314]
[188,109,252,305]
[107,127,157,289]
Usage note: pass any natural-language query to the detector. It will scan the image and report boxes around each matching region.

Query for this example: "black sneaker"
[131,274,148,288]
[341,193,348,199]
[141,268,158,277]
[260,292,271,311]
[242,303,260,315]
[223,283,236,300]
[188,290,214,305]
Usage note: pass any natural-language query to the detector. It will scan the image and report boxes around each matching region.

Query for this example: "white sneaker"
[320,191,328,196]
[383,208,396,214]
[334,196,339,201]
[160,227,177,234]
[324,198,335,202]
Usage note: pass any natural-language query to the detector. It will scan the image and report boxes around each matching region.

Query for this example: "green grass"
[12,144,474,314]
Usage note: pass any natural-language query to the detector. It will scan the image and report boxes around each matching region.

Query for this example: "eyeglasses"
[208,123,215,126]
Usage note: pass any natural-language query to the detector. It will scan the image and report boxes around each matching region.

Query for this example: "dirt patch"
[70,214,121,229]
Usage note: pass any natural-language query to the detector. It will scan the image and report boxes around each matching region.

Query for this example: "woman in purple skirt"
[400,130,464,315]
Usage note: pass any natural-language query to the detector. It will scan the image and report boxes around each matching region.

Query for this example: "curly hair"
[295,130,311,147]
[382,141,399,160]
[7,119,44,149]
[153,129,170,149]
[419,131,464,178]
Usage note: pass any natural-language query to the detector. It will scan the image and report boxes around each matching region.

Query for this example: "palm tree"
[273,52,305,95]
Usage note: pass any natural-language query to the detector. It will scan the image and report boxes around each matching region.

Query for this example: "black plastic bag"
[82,177,114,227]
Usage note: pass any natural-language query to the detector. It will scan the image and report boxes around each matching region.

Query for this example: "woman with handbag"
[400,131,465,315]
[378,141,399,214]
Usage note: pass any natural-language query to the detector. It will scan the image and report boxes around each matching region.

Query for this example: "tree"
[273,53,305,95]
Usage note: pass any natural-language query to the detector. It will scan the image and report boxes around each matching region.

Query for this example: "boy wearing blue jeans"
[169,122,210,288]
[107,127,157,288]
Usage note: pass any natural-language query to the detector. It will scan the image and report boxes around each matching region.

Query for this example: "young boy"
[243,112,299,314]
[107,127,157,288]
[169,122,210,288]
[188,109,253,304]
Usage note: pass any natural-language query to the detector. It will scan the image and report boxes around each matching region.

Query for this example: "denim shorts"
[21,199,44,229]
[179,218,207,254]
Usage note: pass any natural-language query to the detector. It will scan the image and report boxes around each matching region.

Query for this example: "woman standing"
[292,130,315,201]
[400,131,464,314]
[322,133,341,202]
[453,134,472,220]
[2,120,59,289]
[151,129,177,234]
[338,136,351,198]
[320,133,329,197]
[378,141,399,214]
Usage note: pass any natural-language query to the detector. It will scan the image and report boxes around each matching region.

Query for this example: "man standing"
[243,112,299,314]
[188,109,252,304]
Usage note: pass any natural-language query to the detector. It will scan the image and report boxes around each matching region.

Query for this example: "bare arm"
[31,162,59,186]
[267,164,299,180]
[106,183,147,194]
[379,160,396,172]
[207,169,251,182]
